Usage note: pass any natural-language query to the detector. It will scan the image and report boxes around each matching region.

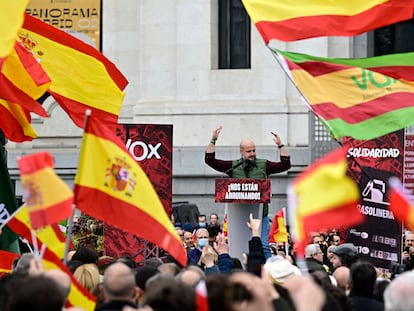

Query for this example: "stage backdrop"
[345,130,403,271]
[103,124,173,261]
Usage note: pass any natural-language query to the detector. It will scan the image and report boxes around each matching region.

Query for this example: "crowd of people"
[1,127,414,310]
[1,213,414,311]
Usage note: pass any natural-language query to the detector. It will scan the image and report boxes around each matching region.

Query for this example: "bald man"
[205,126,290,179]
[205,126,291,259]
[96,262,138,311]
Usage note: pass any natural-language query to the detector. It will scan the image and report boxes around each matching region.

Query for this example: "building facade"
[7,0,372,217]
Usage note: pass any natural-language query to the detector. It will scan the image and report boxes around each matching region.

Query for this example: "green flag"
[0,147,20,253]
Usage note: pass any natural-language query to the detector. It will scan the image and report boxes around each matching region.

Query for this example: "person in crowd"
[175,265,206,287]
[305,244,328,274]
[402,232,414,271]
[73,263,101,294]
[309,232,324,245]
[374,277,390,304]
[187,228,217,266]
[194,214,207,230]
[383,270,414,311]
[311,270,353,311]
[205,126,291,260]
[5,274,66,311]
[45,269,72,303]
[183,230,195,251]
[12,253,44,276]
[142,277,196,311]
[209,213,221,231]
[174,226,184,244]
[157,262,181,277]
[347,261,384,311]
[330,243,359,269]
[134,265,160,307]
[144,258,163,269]
[327,233,341,247]
[95,262,138,311]
[72,246,99,265]
[333,266,351,292]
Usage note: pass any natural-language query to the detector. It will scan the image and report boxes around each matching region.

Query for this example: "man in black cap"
[330,243,359,269]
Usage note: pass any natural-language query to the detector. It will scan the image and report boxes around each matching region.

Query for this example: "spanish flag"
[17,152,73,230]
[74,114,187,267]
[274,49,414,140]
[388,177,414,229]
[288,147,363,251]
[7,204,67,259]
[269,208,288,243]
[41,248,96,311]
[242,0,414,42]
[0,99,37,142]
[19,14,128,129]
[0,250,19,273]
[0,0,29,66]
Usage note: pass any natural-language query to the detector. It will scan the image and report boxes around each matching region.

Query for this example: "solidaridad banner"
[345,130,403,272]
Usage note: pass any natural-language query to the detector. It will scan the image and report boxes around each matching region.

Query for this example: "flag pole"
[64,109,92,265]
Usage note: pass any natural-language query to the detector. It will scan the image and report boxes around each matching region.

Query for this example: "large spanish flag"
[19,14,128,129]
[388,177,414,229]
[74,114,187,267]
[242,0,414,42]
[288,147,363,249]
[0,0,29,66]
[274,49,414,140]
[18,152,73,230]
[0,99,37,142]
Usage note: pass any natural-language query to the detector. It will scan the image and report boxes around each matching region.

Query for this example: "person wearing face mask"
[194,214,208,230]
[187,228,217,266]
[188,228,233,275]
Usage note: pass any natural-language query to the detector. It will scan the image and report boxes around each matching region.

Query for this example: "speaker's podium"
[215,178,271,262]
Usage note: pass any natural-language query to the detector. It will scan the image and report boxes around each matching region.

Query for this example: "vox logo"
[126,139,161,161]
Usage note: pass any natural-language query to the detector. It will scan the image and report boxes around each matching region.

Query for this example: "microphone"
[223,161,244,176]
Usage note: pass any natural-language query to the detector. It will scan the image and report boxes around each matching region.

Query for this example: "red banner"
[104,124,173,261]
[215,178,271,203]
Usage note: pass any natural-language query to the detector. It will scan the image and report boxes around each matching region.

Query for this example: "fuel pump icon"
[362,179,389,205]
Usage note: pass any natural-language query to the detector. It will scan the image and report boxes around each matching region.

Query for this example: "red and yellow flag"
[19,14,128,130]
[0,99,37,142]
[18,152,73,230]
[242,0,414,42]
[269,208,288,243]
[74,114,187,267]
[274,49,414,140]
[41,248,96,311]
[0,0,29,66]
[0,250,20,273]
[288,147,363,252]
[388,177,414,229]
[7,204,67,259]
